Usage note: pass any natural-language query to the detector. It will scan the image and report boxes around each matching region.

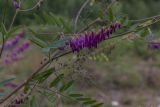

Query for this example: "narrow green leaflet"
[30,96,39,107]
[76,97,91,101]
[32,68,54,84]
[91,103,104,107]
[69,92,103,107]
[33,14,45,24]
[28,28,48,48]
[69,93,83,97]
[140,28,149,37]
[108,8,114,22]
[6,26,22,39]
[42,36,70,53]
[0,23,7,34]
[83,100,97,105]
[48,36,70,48]
[49,74,64,88]
[59,80,74,92]
[59,17,71,32]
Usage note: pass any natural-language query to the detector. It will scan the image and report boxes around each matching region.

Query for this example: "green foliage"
[28,28,48,48]
[108,8,114,22]
[69,92,104,107]
[32,68,54,84]
[60,80,74,92]
[49,74,64,88]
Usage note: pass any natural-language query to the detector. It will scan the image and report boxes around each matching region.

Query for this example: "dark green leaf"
[140,29,149,37]
[49,74,64,88]
[60,80,74,92]
[30,96,39,107]
[69,93,83,97]
[33,68,54,84]
[23,84,30,93]
[28,28,48,48]
[34,14,45,24]
[0,23,7,34]
[48,36,70,49]
[83,100,96,105]
[6,26,22,39]
[108,8,114,22]
[76,97,91,101]
[91,102,104,107]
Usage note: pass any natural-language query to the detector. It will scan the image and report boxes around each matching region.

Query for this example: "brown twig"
[0,33,5,58]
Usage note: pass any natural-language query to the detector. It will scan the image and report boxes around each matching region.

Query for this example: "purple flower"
[15,99,23,104]
[4,82,17,89]
[13,0,20,9]
[69,22,122,52]
[14,42,30,54]
[3,41,30,64]
[148,43,160,49]
[3,32,24,49]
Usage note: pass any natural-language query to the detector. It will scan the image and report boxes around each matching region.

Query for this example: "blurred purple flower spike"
[13,0,20,10]
[148,43,160,49]
[3,41,30,64]
[69,22,122,52]
[4,32,24,49]
[4,82,17,89]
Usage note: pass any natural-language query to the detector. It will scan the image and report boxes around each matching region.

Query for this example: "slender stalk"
[0,34,5,58]
[74,0,90,32]
[130,14,160,22]
[79,17,102,33]
[19,0,45,12]
[9,10,19,31]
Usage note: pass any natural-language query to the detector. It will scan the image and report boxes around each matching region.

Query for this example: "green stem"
[9,10,19,31]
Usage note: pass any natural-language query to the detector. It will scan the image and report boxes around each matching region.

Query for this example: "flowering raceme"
[4,42,30,64]
[148,43,160,49]
[2,32,24,49]
[69,22,122,52]
[13,0,20,9]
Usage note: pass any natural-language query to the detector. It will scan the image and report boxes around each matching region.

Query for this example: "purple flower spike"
[69,22,122,52]
[148,43,160,49]
[3,41,30,64]
[15,99,21,104]
[4,82,17,89]
[3,32,24,49]
[13,0,20,10]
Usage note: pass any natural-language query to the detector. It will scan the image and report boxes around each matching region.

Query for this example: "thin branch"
[130,14,160,22]
[104,0,117,14]
[79,17,102,33]
[109,17,160,40]
[9,10,19,31]
[19,0,45,12]
[74,0,90,32]
[0,34,5,58]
